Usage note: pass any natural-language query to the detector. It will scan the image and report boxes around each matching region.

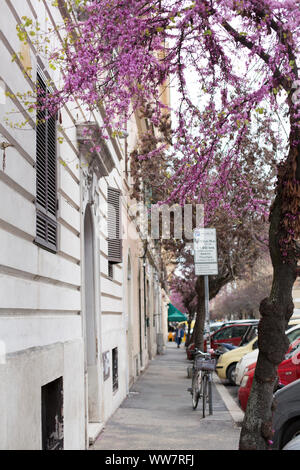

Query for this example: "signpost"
[193,228,218,350]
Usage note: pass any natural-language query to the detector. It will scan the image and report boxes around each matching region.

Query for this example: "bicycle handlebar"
[194,348,211,358]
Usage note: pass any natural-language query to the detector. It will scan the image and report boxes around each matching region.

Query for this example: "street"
[91,343,242,451]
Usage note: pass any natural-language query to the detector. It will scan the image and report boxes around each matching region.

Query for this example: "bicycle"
[189,348,216,418]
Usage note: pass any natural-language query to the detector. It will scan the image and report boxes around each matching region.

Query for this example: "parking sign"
[194,228,218,275]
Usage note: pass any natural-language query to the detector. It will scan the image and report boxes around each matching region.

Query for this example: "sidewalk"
[91,342,241,450]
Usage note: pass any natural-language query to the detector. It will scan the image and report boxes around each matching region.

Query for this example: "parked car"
[272,379,300,449]
[207,322,258,350]
[235,323,300,385]
[216,336,258,384]
[204,319,258,338]
[238,338,300,412]
[186,321,258,360]
[235,349,258,386]
[206,321,225,335]
[288,317,300,327]
[282,435,300,450]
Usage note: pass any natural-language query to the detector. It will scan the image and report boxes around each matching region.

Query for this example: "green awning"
[168,303,187,322]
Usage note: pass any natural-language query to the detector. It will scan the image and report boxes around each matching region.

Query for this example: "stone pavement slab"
[91,343,241,450]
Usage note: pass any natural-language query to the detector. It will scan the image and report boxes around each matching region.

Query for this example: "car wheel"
[281,419,300,449]
[226,363,237,385]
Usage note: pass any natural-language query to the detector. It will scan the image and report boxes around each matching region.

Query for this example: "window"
[231,325,248,338]
[213,327,232,340]
[41,377,63,450]
[35,69,57,252]
[288,328,300,344]
[107,187,122,264]
[108,261,114,279]
[112,347,118,392]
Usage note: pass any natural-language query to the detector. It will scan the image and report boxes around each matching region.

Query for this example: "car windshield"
[287,328,300,344]
[285,339,300,360]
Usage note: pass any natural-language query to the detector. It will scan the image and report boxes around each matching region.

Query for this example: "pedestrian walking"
[175,325,184,348]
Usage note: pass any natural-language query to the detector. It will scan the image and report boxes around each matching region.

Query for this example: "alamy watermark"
[101,199,205,241]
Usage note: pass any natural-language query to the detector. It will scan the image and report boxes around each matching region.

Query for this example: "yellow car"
[216,318,300,383]
[215,336,258,384]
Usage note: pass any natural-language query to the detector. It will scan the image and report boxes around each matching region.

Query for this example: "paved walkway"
[92,342,241,450]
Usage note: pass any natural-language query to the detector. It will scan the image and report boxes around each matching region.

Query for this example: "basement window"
[112,347,118,393]
[41,377,64,450]
[108,261,114,279]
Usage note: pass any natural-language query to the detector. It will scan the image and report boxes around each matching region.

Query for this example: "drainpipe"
[142,241,148,336]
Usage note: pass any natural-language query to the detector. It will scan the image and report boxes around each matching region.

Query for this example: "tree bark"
[239,115,300,449]
[185,308,194,347]
[193,277,206,351]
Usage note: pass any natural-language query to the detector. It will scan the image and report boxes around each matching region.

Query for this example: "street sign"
[193,228,218,353]
[193,228,218,276]
[195,263,218,276]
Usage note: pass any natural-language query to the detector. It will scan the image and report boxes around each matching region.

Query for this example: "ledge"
[76,121,115,178]
[88,422,104,446]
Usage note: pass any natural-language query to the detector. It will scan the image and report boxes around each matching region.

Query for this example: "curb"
[214,374,245,425]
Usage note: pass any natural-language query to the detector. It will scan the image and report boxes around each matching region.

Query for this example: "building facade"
[0,0,168,450]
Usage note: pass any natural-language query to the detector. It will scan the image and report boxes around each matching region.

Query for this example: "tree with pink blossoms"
[16,0,300,451]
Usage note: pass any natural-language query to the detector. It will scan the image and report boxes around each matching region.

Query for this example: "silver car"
[272,379,300,449]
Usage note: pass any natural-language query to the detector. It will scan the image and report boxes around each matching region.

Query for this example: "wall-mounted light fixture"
[0,141,14,171]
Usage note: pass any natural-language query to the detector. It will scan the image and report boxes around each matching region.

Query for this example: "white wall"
[0,0,85,449]
[0,339,85,450]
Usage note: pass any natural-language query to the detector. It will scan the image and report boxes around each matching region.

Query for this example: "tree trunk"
[192,274,233,351]
[239,119,300,449]
[185,308,194,347]
[193,277,205,351]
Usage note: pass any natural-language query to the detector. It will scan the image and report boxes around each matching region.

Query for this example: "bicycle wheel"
[192,370,200,410]
[208,375,213,415]
[202,373,208,418]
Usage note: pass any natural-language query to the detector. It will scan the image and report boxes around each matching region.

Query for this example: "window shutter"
[107,187,122,264]
[35,70,57,252]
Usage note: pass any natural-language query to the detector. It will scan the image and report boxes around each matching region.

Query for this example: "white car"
[235,323,300,386]
[235,348,258,385]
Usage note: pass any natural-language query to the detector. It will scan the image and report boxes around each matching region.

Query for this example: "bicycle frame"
[190,349,215,417]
